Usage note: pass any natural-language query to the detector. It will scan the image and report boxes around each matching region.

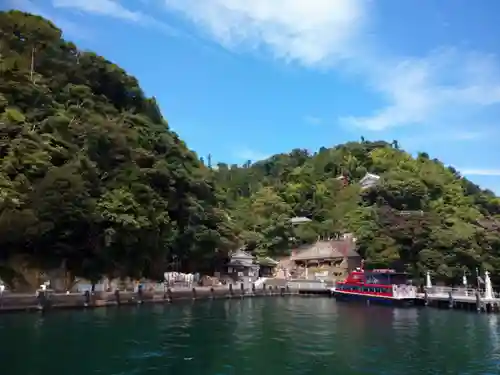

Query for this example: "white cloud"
[460,169,500,177]
[233,147,269,162]
[52,0,179,35]
[303,115,322,125]
[400,128,493,152]
[159,1,500,131]
[162,0,366,66]
[53,0,142,22]
[342,50,500,130]
[17,0,500,134]
[452,130,492,141]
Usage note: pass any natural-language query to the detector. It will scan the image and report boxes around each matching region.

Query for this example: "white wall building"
[359,173,380,190]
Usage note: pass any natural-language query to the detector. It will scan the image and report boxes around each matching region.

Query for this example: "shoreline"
[0,285,325,314]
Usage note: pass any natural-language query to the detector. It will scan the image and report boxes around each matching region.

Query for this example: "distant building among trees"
[359,173,381,190]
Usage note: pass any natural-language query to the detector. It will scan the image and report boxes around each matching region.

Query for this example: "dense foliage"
[213,141,500,283]
[2,12,499,287]
[0,11,237,283]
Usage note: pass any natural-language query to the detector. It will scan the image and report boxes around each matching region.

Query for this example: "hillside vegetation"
[212,141,500,283]
[2,11,499,286]
[0,11,237,284]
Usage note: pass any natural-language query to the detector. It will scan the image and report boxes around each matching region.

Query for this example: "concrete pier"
[416,286,500,313]
[0,281,335,314]
[286,279,334,295]
[2,277,498,315]
[416,271,500,313]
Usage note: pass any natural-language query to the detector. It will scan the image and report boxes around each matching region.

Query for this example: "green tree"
[0,11,237,284]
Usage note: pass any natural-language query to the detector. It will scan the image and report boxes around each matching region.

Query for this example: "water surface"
[1,297,499,375]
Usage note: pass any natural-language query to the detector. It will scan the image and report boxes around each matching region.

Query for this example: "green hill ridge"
[212,142,500,283]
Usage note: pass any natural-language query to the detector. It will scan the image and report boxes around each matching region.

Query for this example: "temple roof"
[257,257,279,267]
[230,249,254,260]
[227,248,255,267]
[290,240,359,261]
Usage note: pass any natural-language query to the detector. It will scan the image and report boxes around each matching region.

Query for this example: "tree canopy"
[0,11,237,283]
[2,11,499,286]
[212,141,500,284]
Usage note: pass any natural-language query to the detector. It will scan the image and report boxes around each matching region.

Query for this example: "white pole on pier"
[484,271,494,300]
[463,272,468,296]
[425,271,432,289]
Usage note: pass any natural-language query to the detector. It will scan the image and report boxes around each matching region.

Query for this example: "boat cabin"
[333,267,418,302]
[342,268,410,286]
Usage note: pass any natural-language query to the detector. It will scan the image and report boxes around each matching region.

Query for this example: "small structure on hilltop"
[359,172,380,190]
[290,238,361,280]
[290,216,312,225]
[225,248,259,282]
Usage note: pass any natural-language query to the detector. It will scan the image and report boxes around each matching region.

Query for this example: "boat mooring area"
[415,270,500,313]
[0,277,499,314]
[417,286,500,312]
[288,278,500,314]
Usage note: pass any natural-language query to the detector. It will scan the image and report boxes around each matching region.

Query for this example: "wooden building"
[359,173,380,190]
[256,257,279,277]
[226,249,260,282]
[290,238,361,280]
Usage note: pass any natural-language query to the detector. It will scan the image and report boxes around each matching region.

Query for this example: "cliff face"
[213,142,500,283]
[0,11,237,285]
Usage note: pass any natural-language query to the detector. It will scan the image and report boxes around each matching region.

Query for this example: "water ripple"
[1,299,500,375]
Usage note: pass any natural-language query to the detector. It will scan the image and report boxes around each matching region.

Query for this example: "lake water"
[1,297,499,375]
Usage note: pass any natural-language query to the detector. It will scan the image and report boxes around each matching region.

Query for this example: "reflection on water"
[1,298,500,375]
[488,314,499,351]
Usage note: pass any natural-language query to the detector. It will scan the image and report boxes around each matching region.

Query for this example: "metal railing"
[424,286,500,299]
[393,285,418,299]
[286,280,331,291]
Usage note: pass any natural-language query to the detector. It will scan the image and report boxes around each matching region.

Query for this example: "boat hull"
[332,290,416,307]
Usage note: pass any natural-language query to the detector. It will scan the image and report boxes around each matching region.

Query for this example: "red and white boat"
[332,264,417,306]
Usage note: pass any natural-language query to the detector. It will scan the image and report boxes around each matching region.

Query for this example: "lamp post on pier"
[0,283,5,308]
[476,267,481,291]
[425,271,432,289]
[484,271,494,300]
[463,271,468,296]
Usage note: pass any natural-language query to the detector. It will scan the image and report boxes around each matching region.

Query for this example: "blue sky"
[5,0,500,193]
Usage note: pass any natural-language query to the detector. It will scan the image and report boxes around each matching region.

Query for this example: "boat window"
[390,274,409,284]
[365,273,390,285]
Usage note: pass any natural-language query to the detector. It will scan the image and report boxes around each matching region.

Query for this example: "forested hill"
[0,11,237,283]
[2,12,499,286]
[212,141,500,282]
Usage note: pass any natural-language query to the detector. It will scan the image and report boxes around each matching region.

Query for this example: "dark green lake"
[1,297,499,375]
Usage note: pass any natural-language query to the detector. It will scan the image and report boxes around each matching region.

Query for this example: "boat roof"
[290,240,359,261]
[364,269,408,275]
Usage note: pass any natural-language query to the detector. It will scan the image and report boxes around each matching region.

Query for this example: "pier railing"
[393,285,418,299]
[286,280,333,291]
[424,286,499,299]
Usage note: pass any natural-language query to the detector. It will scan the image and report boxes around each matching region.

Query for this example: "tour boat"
[332,265,417,306]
